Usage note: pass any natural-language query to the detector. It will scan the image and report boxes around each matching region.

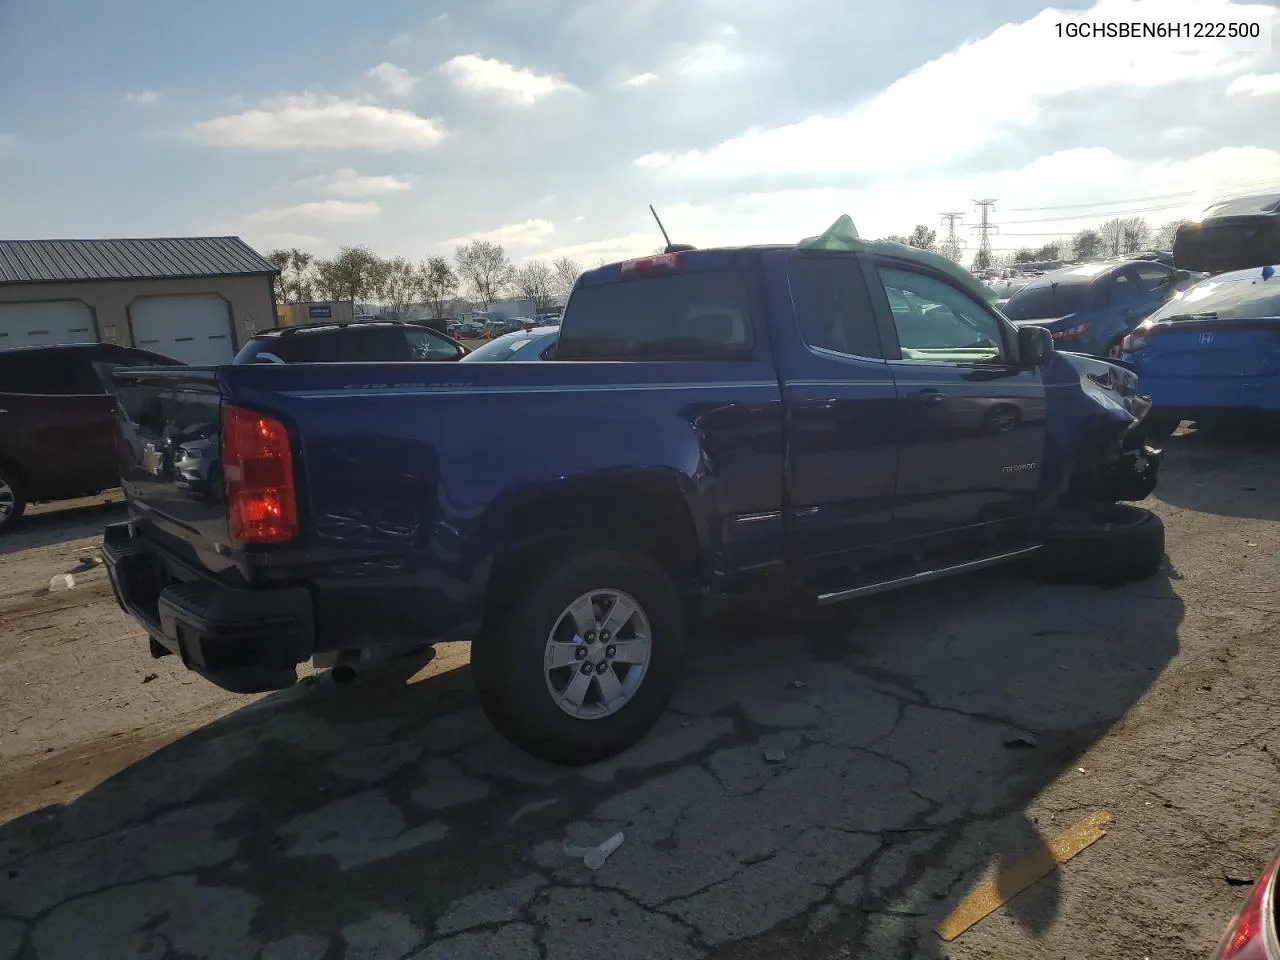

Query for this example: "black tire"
[472,548,684,766]
[1140,412,1180,442]
[1035,504,1165,586]
[0,463,26,534]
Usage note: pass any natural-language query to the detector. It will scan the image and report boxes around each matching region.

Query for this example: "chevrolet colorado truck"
[103,242,1164,764]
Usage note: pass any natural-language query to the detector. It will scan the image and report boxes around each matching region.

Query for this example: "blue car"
[459,325,559,362]
[1002,260,1195,357]
[1119,264,1280,437]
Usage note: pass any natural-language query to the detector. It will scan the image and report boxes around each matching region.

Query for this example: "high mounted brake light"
[222,404,298,545]
[620,253,681,276]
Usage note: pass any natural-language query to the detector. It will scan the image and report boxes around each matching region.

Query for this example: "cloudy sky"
[1,0,1278,268]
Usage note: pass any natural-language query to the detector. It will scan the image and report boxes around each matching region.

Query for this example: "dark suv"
[0,343,181,532]
[234,320,470,364]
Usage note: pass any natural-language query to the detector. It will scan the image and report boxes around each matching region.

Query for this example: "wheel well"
[0,456,26,494]
[484,477,702,624]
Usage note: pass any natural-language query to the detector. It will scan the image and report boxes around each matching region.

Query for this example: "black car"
[235,320,470,364]
[1175,192,1280,274]
[0,343,182,532]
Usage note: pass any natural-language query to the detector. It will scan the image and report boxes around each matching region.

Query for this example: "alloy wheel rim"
[0,479,13,520]
[543,588,652,720]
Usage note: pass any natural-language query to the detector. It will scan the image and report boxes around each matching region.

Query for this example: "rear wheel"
[472,548,684,765]
[0,465,26,534]
[1035,503,1165,586]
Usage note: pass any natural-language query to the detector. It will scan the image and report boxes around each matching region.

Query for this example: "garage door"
[0,300,98,348]
[129,295,235,364]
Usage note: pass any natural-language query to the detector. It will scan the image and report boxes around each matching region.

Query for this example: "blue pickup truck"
[103,242,1164,763]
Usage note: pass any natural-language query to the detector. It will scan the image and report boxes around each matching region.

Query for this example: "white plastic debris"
[764,748,787,764]
[48,574,76,592]
[563,832,624,870]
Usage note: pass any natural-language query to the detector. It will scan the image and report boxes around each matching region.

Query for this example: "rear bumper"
[103,521,314,693]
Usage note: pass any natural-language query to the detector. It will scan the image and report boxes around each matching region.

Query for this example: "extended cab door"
[766,251,901,583]
[0,349,116,498]
[867,259,1047,542]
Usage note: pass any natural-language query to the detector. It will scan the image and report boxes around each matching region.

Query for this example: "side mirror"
[1174,269,1191,284]
[1017,325,1053,369]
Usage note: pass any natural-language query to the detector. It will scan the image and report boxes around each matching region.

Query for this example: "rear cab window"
[557,254,755,361]
[0,350,102,395]
[1002,283,1092,321]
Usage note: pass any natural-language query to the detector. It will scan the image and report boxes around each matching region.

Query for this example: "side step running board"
[816,544,1043,606]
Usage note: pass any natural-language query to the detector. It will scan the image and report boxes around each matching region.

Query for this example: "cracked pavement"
[2,425,1279,959]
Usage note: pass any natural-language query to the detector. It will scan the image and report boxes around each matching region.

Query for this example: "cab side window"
[788,256,883,358]
[876,267,1006,364]
[1108,269,1141,306]
[1134,263,1175,297]
[404,328,463,360]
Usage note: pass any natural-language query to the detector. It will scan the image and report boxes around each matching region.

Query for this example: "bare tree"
[288,249,314,303]
[1073,229,1103,261]
[419,257,458,319]
[266,250,290,302]
[514,260,558,312]
[1098,219,1126,258]
[1153,219,1190,251]
[321,246,385,305]
[1120,216,1151,254]
[455,240,515,308]
[552,256,582,302]
[379,256,421,317]
[311,258,344,301]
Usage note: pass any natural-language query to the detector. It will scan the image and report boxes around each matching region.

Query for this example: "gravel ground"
[0,424,1277,960]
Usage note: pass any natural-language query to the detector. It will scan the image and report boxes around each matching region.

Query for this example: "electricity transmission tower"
[971,199,998,271]
[939,212,965,263]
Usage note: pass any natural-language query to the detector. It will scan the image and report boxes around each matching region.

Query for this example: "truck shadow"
[0,564,1183,960]
[1150,419,1280,521]
[0,497,126,556]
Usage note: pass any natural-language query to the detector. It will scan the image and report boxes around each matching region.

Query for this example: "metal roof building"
[0,237,279,364]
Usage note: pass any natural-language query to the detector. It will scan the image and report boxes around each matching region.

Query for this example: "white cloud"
[1227,72,1280,96]
[367,62,420,97]
[534,232,656,265]
[190,93,446,152]
[637,0,1275,180]
[618,147,1280,260]
[123,90,161,106]
[445,218,556,247]
[676,25,745,78]
[238,200,384,226]
[622,72,659,88]
[298,168,413,198]
[439,55,576,107]
[389,32,411,49]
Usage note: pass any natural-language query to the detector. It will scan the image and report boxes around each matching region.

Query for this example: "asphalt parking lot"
[2,425,1279,960]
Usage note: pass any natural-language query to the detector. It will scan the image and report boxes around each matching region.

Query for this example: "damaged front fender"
[1041,351,1162,507]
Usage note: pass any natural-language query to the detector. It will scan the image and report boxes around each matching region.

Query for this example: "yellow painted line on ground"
[935,811,1113,942]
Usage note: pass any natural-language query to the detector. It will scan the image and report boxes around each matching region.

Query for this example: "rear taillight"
[1051,321,1091,342]
[221,404,297,545]
[1212,853,1280,960]
[1120,331,1147,353]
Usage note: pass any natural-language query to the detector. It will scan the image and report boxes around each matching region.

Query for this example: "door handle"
[908,389,945,406]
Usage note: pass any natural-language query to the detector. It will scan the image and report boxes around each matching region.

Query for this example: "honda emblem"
[1199,332,1214,345]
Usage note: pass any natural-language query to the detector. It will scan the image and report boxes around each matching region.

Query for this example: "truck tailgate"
[112,366,233,570]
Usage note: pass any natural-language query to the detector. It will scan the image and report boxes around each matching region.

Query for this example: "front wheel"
[0,465,26,534]
[1035,504,1165,586]
[472,548,684,765]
